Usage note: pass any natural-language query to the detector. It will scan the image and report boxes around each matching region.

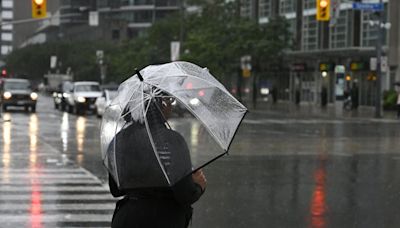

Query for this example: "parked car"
[66,81,102,115]
[95,89,118,117]
[53,81,73,111]
[0,78,38,112]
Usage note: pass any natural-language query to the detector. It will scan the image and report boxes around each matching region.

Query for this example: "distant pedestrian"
[321,86,328,107]
[295,89,300,105]
[351,83,359,110]
[271,86,278,104]
[397,91,400,119]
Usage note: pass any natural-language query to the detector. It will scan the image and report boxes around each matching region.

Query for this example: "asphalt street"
[0,94,400,227]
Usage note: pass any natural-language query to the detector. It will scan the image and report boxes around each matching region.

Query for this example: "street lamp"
[369,0,389,118]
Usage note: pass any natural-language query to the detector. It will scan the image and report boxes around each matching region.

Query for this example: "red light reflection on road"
[30,177,43,228]
[29,115,43,228]
[309,162,327,228]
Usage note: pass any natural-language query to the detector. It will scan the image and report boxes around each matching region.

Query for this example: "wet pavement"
[1,94,400,227]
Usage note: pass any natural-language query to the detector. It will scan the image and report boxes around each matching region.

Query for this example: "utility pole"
[375,0,384,118]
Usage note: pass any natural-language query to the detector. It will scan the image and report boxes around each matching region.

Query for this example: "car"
[0,78,38,112]
[66,81,102,115]
[53,81,73,111]
[95,89,118,117]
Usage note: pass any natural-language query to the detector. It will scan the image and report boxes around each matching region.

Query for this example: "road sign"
[352,3,384,12]
[381,56,388,73]
[170,41,180,61]
[89,11,99,26]
[50,56,57,69]
[334,65,345,74]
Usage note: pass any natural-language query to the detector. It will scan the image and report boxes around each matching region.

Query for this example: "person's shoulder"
[165,129,185,141]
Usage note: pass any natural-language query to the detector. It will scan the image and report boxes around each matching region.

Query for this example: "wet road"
[1,94,400,227]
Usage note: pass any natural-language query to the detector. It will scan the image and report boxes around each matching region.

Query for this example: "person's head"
[159,97,174,119]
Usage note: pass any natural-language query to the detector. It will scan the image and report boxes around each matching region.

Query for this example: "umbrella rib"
[113,115,120,187]
[142,85,171,186]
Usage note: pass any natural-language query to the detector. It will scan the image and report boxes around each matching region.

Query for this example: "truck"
[43,73,73,93]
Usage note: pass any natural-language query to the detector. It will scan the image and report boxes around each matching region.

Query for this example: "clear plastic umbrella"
[101,61,247,189]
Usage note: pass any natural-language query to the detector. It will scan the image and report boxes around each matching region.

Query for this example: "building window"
[303,0,315,10]
[330,10,349,48]
[279,0,296,14]
[155,0,178,6]
[259,0,271,18]
[112,29,120,40]
[121,0,154,6]
[240,0,252,19]
[361,3,388,47]
[302,15,318,51]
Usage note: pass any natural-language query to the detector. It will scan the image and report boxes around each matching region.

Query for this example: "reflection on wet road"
[1,95,400,227]
[0,98,114,227]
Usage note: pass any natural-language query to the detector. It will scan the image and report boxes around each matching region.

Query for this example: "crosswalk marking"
[0,166,116,227]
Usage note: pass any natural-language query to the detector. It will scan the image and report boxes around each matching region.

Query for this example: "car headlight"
[30,92,38,100]
[52,92,57,97]
[76,96,86,103]
[3,92,12,99]
[63,93,70,98]
[189,98,200,106]
[260,88,270,95]
[57,93,62,98]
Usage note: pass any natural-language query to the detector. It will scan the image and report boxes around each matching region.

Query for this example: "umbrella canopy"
[101,61,247,189]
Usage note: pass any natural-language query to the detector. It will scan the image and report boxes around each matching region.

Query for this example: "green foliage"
[5,41,113,82]
[383,90,398,110]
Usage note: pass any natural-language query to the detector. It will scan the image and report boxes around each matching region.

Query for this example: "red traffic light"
[1,69,7,77]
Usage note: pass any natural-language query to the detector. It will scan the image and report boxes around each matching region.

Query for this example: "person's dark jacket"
[109,173,203,228]
[108,109,203,227]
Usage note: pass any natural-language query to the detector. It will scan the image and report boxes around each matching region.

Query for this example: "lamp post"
[374,0,390,118]
[374,0,383,118]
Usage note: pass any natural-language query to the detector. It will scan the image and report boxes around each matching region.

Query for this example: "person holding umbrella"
[101,62,247,228]
[397,89,400,119]
[108,96,207,228]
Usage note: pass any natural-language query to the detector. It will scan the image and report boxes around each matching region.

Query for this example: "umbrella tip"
[135,68,144,81]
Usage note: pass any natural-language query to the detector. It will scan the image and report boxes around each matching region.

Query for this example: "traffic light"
[316,0,330,21]
[32,0,47,19]
[1,69,7,77]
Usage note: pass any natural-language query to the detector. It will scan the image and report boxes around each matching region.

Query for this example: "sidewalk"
[245,99,399,120]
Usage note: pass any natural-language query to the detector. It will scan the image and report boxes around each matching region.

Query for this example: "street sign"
[240,55,252,70]
[329,0,341,27]
[334,65,345,74]
[89,11,99,26]
[381,56,388,73]
[50,56,57,69]
[370,57,377,71]
[291,63,307,72]
[352,3,384,12]
[369,57,387,72]
[319,63,335,72]
[170,41,180,61]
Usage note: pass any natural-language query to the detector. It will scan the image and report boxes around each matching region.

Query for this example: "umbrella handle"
[135,68,144,81]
